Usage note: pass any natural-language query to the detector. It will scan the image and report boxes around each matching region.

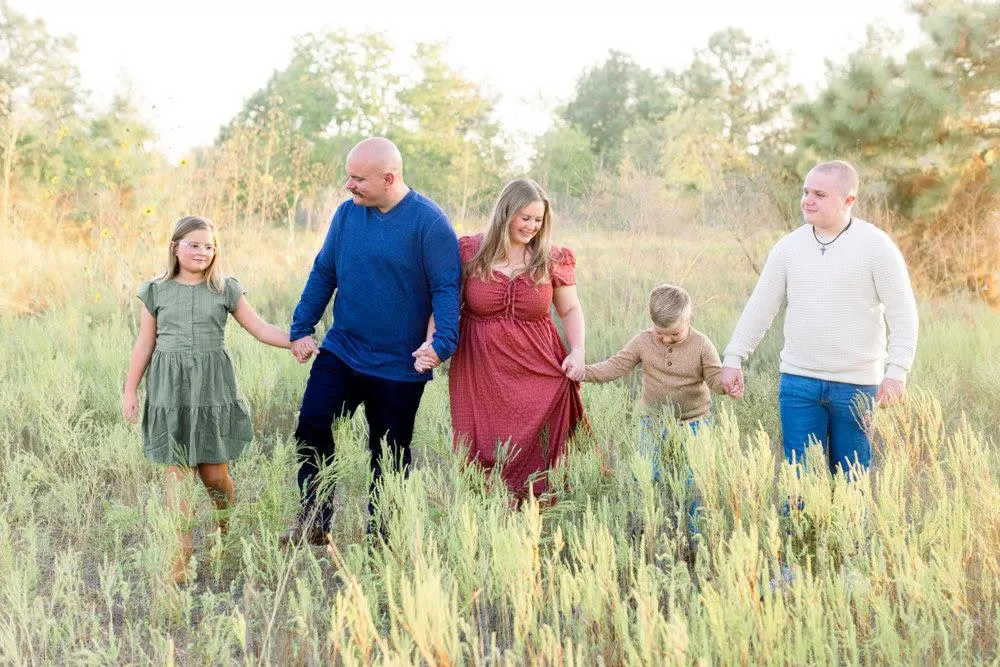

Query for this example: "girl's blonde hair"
[466,178,553,283]
[156,215,226,294]
[649,284,692,328]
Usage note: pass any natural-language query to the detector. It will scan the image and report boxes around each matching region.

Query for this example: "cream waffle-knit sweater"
[723,219,918,385]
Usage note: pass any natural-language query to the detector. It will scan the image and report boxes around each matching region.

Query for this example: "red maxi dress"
[448,234,587,498]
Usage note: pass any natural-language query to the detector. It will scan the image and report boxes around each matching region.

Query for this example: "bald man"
[282,137,461,546]
[720,160,918,478]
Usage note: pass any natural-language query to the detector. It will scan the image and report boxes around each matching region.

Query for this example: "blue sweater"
[290,190,461,382]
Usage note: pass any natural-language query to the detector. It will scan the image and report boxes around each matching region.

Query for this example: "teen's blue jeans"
[777,373,877,478]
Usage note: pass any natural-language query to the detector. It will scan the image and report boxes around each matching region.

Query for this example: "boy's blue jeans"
[639,415,708,536]
[777,373,877,477]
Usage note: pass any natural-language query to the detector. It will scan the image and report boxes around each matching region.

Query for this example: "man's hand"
[876,377,906,407]
[412,341,441,372]
[720,366,745,399]
[291,336,319,363]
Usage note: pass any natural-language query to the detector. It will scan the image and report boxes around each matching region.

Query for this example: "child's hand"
[720,366,744,398]
[122,391,139,424]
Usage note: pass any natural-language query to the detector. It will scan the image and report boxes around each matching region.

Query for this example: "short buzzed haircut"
[347,137,404,174]
[811,160,860,197]
[649,284,692,328]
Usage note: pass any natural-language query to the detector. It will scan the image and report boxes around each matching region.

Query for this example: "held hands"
[412,341,441,372]
[562,348,586,382]
[122,391,140,424]
[720,366,745,399]
[876,377,906,407]
[290,336,318,363]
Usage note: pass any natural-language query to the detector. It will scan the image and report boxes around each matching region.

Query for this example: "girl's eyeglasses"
[177,241,216,254]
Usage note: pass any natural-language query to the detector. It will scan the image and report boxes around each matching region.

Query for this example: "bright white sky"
[26,0,919,163]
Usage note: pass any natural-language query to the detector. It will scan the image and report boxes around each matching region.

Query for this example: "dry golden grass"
[2,166,999,663]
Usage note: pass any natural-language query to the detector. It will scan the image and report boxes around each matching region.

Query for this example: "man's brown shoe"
[278,524,328,548]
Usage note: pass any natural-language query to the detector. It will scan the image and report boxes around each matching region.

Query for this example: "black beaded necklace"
[813,218,852,255]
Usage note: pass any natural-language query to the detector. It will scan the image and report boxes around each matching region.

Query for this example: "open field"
[2,220,999,664]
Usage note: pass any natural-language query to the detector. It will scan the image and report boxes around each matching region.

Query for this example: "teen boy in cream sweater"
[719,160,918,476]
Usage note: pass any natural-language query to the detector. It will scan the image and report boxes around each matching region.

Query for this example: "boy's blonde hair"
[649,284,691,328]
[157,215,227,294]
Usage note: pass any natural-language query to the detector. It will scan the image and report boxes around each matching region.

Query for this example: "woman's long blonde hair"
[156,215,226,294]
[466,178,553,283]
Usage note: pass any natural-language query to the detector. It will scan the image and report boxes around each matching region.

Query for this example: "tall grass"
[2,220,999,664]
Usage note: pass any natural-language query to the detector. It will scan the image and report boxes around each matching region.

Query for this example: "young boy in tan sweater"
[582,284,739,480]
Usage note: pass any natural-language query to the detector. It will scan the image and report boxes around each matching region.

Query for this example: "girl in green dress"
[123,215,293,584]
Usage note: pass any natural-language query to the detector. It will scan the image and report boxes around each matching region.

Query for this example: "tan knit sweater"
[584,327,725,420]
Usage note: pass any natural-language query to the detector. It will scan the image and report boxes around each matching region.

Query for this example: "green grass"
[2,224,999,664]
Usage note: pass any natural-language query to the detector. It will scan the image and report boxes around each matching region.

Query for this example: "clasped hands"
[562,348,586,382]
[412,341,441,372]
[290,336,318,363]
[719,366,746,399]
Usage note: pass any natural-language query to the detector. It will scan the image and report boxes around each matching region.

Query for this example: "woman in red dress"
[446,178,587,499]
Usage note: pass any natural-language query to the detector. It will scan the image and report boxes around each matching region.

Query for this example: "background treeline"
[1,0,998,306]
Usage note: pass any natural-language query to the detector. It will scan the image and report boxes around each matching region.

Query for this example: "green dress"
[137,277,254,465]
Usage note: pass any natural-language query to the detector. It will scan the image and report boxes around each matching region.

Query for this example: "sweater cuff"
[722,354,744,369]
[431,340,450,363]
[884,364,908,383]
[290,327,315,342]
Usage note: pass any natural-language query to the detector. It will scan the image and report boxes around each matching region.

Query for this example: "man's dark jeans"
[294,350,426,531]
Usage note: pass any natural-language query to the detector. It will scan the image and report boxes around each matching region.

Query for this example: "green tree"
[212,30,397,227]
[674,27,801,158]
[224,30,398,164]
[0,0,82,227]
[530,123,599,200]
[395,43,510,222]
[51,84,158,227]
[562,50,673,164]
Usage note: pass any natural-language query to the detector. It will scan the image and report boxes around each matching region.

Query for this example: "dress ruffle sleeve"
[549,245,576,288]
[136,281,156,315]
[223,277,247,313]
[458,234,483,264]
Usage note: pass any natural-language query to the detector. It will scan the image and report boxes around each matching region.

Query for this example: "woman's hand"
[561,348,585,381]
